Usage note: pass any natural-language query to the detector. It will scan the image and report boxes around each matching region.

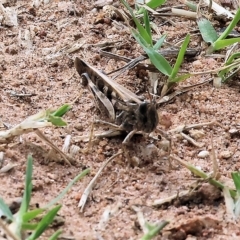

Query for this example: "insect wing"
[84,74,115,121]
[75,57,142,104]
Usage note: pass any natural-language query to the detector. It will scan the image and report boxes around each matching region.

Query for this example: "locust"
[74,57,159,144]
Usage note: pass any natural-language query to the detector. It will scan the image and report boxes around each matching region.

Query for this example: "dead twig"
[210,134,220,179]
[35,129,72,166]
[0,219,18,240]
[78,151,123,212]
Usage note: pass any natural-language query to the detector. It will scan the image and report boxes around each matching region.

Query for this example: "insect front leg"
[122,129,138,145]
[94,119,123,130]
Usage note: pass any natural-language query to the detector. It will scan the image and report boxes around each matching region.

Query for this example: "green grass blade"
[140,221,169,240]
[168,73,191,83]
[197,17,218,43]
[18,156,33,215]
[213,38,240,50]
[121,0,152,45]
[22,208,44,222]
[217,8,240,41]
[138,0,166,14]
[45,168,90,209]
[226,52,240,65]
[153,35,166,50]
[0,198,13,221]
[234,198,240,217]
[47,104,71,126]
[51,104,71,117]
[143,9,152,46]
[22,223,38,230]
[48,230,62,240]
[26,205,61,240]
[218,52,240,78]
[15,155,33,237]
[184,0,197,11]
[132,29,172,76]
[170,34,190,80]
[174,156,237,198]
[231,172,240,195]
[145,0,166,9]
[48,115,67,127]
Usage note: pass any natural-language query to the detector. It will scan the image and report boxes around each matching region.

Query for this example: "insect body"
[74,57,159,143]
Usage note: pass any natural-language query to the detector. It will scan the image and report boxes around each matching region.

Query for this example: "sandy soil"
[1,0,240,239]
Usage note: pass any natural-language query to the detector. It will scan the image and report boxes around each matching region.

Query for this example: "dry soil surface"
[1,0,240,239]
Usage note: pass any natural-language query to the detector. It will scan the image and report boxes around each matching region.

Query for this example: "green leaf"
[226,52,240,65]
[143,9,152,46]
[15,155,33,237]
[153,35,166,50]
[213,38,240,50]
[18,156,33,216]
[48,115,67,127]
[137,0,166,14]
[218,52,240,78]
[51,104,71,117]
[132,29,172,76]
[22,222,38,230]
[197,17,218,43]
[184,0,197,11]
[26,205,61,240]
[232,172,240,195]
[217,8,240,41]
[45,168,90,209]
[175,157,237,198]
[170,34,190,80]
[0,198,13,221]
[145,0,166,9]
[121,0,152,45]
[140,221,169,240]
[22,208,44,222]
[49,230,62,240]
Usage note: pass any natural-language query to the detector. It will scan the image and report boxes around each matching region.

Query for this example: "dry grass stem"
[78,151,122,212]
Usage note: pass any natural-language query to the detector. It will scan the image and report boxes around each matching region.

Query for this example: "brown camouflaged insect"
[75,57,159,144]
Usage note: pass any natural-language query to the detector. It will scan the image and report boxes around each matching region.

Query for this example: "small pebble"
[198,150,209,158]
[47,173,57,180]
[189,129,205,140]
[219,150,232,159]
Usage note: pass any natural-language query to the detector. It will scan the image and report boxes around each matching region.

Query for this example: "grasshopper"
[74,57,159,144]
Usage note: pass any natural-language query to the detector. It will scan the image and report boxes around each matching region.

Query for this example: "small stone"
[47,173,57,180]
[74,33,83,40]
[192,59,202,68]
[28,7,37,16]
[130,156,140,167]
[219,150,232,159]
[229,128,240,138]
[229,128,238,134]
[189,129,205,140]
[198,150,209,158]
[198,183,221,202]
[74,124,83,131]
[99,140,108,147]
[50,61,58,67]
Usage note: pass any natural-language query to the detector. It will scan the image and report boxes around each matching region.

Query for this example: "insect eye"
[139,102,148,114]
